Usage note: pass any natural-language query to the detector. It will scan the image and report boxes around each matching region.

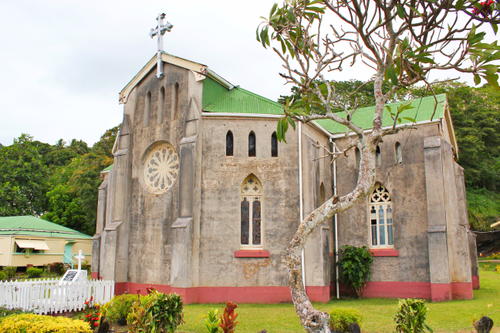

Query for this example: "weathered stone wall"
[198,117,300,287]
[97,63,203,286]
[334,123,442,283]
[300,124,334,288]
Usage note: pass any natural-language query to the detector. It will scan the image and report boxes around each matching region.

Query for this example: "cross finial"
[74,250,85,271]
[150,13,173,79]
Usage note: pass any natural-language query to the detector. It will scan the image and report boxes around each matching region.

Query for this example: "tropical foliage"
[0,126,117,235]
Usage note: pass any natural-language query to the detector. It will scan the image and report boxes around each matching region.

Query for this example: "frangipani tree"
[257,1,499,332]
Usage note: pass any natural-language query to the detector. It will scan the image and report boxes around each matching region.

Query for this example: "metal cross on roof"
[74,249,85,271]
[150,13,173,79]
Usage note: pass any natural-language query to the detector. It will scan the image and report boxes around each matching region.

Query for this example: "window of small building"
[395,142,403,164]
[369,184,394,248]
[376,145,381,167]
[226,131,234,156]
[271,132,278,157]
[240,174,263,247]
[144,91,151,126]
[248,131,256,157]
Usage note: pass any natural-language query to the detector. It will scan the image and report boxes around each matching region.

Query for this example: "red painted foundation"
[363,281,431,299]
[114,280,473,303]
[115,282,330,304]
[362,281,473,301]
[472,275,480,290]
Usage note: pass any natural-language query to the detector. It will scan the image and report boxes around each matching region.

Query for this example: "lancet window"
[395,142,403,164]
[240,174,262,247]
[271,132,278,157]
[369,184,394,248]
[248,131,256,157]
[226,131,234,156]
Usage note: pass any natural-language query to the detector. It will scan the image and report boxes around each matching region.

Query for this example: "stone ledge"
[234,249,270,258]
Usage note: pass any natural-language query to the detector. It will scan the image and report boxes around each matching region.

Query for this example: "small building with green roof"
[0,216,92,268]
[93,52,476,303]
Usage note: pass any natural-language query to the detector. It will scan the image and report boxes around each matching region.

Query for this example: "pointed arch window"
[144,91,151,126]
[248,131,256,157]
[271,132,278,157]
[240,174,262,247]
[158,86,165,123]
[226,131,234,156]
[376,145,381,167]
[369,184,393,248]
[355,147,361,170]
[395,142,402,164]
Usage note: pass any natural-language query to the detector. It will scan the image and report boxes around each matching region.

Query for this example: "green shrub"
[0,307,27,318]
[3,266,17,280]
[204,309,220,333]
[104,294,138,325]
[48,262,66,275]
[394,299,433,333]
[0,313,91,332]
[329,308,362,333]
[127,290,184,333]
[0,271,6,281]
[26,267,43,278]
[337,245,373,296]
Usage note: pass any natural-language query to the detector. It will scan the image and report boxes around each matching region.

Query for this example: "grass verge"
[179,268,499,333]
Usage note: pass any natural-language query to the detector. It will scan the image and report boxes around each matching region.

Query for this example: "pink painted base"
[114,280,473,303]
[115,283,330,304]
[472,275,480,290]
[362,281,473,301]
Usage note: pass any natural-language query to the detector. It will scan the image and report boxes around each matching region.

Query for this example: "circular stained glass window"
[143,142,179,194]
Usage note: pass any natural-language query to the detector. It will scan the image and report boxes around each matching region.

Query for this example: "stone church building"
[92,52,478,303]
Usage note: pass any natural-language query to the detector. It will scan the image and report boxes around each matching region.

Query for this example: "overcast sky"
[0,1,485,146]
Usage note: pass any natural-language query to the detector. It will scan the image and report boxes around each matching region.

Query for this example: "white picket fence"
[0,278,114,314]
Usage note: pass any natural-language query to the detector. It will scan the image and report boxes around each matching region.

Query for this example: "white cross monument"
[74,249,85,271]
[150,13,173,78]
[59,249,88,283]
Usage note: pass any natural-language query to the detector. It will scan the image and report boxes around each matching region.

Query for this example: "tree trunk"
[285,137,379,332]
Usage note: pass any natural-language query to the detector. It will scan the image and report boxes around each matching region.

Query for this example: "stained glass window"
[369,184,394,247]
[241,174,262,247]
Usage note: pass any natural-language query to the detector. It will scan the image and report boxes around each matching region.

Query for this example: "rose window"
[143,143,179,194]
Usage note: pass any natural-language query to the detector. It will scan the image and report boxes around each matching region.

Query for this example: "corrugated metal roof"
[314,94,447,134]
[202,77,283,115]
[0,216,92,239]
[102,164,113,172]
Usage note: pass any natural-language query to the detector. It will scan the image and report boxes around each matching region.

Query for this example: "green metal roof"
[202,77,283,115]
[102,164,113,172]
[0,216,92,239]
[314,94,447,134]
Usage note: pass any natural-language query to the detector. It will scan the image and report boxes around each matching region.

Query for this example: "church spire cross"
[149,13,173,79]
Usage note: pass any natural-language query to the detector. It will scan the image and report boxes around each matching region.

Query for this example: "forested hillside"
[0,127,118,235]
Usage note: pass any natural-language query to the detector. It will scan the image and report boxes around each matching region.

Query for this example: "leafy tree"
[0,134,49,216]
[92,125,119,158]
[407,83,499,191]
[43,152,112,235]
[257,0,499,331]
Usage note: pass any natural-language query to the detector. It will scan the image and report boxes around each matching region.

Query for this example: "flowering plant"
[83,296,101,329]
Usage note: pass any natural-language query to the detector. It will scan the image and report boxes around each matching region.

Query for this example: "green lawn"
[179,268,500,333]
